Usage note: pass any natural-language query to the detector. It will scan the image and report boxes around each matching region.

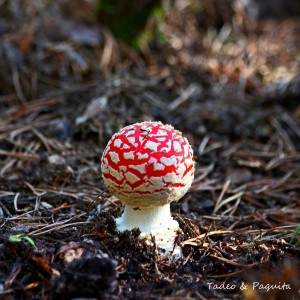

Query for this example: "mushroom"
[101,121,195,255]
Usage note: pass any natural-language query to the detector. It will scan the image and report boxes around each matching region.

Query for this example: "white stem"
[116,204,178,233]
[115,204,181,255]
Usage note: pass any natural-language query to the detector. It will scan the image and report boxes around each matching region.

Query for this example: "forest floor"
[0,1,300,299]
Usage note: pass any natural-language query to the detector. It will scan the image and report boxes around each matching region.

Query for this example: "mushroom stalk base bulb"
[116,204,181,255]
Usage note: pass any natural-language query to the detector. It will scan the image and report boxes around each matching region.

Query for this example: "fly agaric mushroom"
[101,121,195,255]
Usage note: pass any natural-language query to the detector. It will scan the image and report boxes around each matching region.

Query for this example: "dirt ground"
[0,1,300,299]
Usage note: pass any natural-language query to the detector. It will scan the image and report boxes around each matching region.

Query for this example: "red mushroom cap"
[101,121,195,207]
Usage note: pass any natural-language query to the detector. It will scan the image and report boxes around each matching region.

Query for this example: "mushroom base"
[115,204,181,256]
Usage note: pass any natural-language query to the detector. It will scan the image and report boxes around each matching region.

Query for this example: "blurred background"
[1,0,299,102]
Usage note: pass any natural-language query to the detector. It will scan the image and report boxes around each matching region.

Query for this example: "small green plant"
[289,225,300,246]
[96,0,164,48]
[9,234,37,249]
